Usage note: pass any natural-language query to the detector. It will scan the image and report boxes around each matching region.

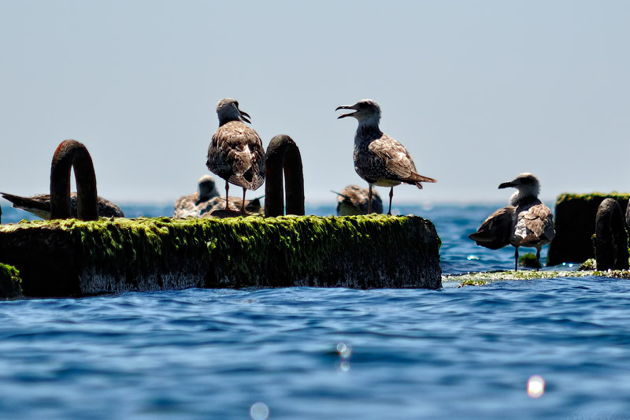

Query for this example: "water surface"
[0,203,628,419]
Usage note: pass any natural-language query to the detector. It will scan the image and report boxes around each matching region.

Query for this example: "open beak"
[335,105,357,119]
[240,110,251,124]
[498,179,518,189]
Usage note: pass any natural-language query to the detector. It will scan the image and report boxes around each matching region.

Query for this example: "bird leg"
[224,182,230,210]
[514,247,519,271]
[536,247,541,271]
[388,187,394,216]
[367,185,373,214]
[241,187,246,215]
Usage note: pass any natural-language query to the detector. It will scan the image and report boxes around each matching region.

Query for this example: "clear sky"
[1,1,628,205]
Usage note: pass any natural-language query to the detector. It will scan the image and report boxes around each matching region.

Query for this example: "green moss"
[556,192,630,205]
[519,252,541,269]
[445,269,630,287]
[458,279,488,287]
[579,258,597,271]
[0,262,22,298]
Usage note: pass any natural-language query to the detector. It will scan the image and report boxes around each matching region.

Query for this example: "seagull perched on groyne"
[469,173,555,270]
[336,99,436,215]
[206,98,265,214]
[0,192,124,219]
[333,185,383,216]
[173,175,219,218]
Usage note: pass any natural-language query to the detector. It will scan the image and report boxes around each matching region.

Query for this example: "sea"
[1,203,629,420]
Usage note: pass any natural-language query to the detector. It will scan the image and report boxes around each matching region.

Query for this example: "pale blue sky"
[1,1,629,205]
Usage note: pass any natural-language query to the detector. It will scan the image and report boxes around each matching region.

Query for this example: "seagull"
[206,98,265,214]
[336,99,436,215]
[332,185,383,216]
[201,196,263,218]
[0,192,124,219]
[173,175,219,218]
[469,173,555,270]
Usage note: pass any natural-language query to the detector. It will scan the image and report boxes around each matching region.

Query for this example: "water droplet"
[527,375,545,398]
[336,342,352,359]
[250,402,270,420]
[338,361,351,372]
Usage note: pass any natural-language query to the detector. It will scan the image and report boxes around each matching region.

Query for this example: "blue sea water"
[1,203,629,420]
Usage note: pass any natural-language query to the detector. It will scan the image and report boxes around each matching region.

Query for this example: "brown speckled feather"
[335,185,383,215]
[469,206,515,250]
[207,121,265,191]
[512,200,555,247]
[355,128,436,188]
[173,192,202,218]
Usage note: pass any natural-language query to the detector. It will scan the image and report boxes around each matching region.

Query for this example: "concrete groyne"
[547,193,630,265]
[0,215,441,298]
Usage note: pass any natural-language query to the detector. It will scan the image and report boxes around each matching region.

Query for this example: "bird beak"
[330,190,350,199]
[240,110,251,124]
[498,179,518,189]
[335,105,357,119]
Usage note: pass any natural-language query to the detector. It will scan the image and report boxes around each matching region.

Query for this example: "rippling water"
[1,203,629,419]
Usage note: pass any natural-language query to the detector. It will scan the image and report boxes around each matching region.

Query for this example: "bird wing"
[469,206,515,249]
[368,134,436,186]
[208,122,265,190]
[513,202,555,246]
[173,194,199,218]
[1,192,123,218]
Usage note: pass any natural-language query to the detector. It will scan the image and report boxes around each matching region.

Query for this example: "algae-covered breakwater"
[0,215,441,297]
[547,193,630,266]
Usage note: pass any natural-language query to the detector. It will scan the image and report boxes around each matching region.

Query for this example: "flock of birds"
[0,97,557,270]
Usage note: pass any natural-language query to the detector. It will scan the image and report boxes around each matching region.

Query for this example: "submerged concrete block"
[547,193,630,265]
[0,215,441,297]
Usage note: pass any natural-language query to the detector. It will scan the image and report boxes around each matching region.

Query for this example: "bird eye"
[234,101,239,108]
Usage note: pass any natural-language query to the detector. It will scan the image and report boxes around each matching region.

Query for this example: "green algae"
[556,193,630,205]
[0,214,442,296]
[446,269,630,287]
[519,252,541,269]
[0,262,22,298]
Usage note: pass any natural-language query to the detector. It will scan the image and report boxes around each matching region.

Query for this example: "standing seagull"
[207,98,265,214]
[469,173,555,270]
[336,99,436,215]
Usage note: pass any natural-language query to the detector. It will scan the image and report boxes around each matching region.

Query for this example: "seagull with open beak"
[336,99,436,215]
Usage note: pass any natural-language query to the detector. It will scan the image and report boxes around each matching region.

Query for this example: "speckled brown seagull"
[206,98,265,214]
[332,184,383,216]
[173,175,219,218]
[0,192,124,219]
[469,173,555,270]
[336,99,436,215]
